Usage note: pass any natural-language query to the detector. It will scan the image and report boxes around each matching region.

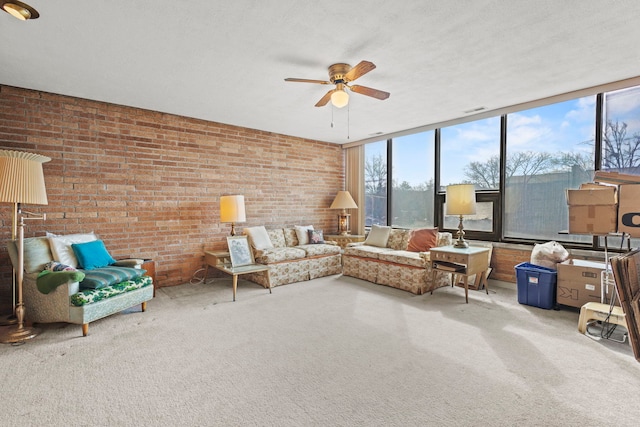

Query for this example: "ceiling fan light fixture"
[2,1,39,20]
[331,89,349,108]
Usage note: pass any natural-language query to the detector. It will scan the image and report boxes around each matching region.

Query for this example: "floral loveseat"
[7,232,153,337]
[241,225,342,288]
[342,226,453,295]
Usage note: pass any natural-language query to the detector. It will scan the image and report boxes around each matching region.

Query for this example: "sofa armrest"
[113,258,145,268]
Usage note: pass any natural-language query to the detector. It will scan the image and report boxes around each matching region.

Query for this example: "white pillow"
[47,232,98,268]
[244,226,273,250]
[294,225,314,245]
[364,225,391,248]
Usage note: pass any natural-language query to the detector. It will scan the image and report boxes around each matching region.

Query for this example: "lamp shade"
[446,184,476,216]
[220,195,246,223]
[330,191,358,210]
[0,150,50,205]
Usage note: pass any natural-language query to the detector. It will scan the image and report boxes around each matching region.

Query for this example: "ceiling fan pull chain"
[331,104,334,128]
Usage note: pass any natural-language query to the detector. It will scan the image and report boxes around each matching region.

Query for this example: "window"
[440,117,501,190]
[504,97,596,242]
[602,86,640,174]
[390,132,435,228]
[365,140,387,227]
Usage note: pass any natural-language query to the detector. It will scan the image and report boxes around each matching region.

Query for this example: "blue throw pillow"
[71,239,116,270]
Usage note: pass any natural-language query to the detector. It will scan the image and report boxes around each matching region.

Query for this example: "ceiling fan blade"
[315,89,335,107]
[349,85,390,100]
[344,60,376,82]
[284,78,331,84]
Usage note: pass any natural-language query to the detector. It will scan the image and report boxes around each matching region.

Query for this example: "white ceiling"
[2,1,640,145]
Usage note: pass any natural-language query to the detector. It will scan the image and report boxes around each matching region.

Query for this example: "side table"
[324,234,365,249]
[141,259,157,296]
[430,245,490,303]
[204,250,271,301]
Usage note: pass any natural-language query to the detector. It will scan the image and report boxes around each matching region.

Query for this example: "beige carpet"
[1,275,639,426]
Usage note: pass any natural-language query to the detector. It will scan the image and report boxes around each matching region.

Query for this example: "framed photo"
[227,236,255,267]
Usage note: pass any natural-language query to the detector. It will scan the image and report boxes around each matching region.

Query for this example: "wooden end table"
[324,234,365,249]
[204,250,271,301]
[430,245,490,303]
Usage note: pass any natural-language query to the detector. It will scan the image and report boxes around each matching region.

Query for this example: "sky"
[365,88,640,187]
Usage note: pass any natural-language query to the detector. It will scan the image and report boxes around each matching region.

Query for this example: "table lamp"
[330,190,358,235]
[220,195,246,236]
[446,184,476,249]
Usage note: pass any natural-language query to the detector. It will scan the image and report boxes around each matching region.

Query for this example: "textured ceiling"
[1,1,640,144]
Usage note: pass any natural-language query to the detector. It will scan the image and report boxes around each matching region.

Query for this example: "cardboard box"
[566,184,617,235]
[556,259,606,308]
[617,184,640,238]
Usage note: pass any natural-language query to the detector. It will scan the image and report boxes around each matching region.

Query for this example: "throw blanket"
[37,270,86,294]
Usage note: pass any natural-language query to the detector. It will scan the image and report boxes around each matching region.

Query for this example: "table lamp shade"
[446,184,476,216]
[0,150,50,205]
[220,195,246,223]
[329,191,358,210]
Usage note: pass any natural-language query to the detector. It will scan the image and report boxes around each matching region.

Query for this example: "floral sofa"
[342,226,453,295]
[7,233,153,337]
[241,226,342,288]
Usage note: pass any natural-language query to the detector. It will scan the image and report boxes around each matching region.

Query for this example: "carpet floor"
[1,274,639,426]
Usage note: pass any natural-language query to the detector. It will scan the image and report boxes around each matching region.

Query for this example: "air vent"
[369,131,384,136]
[464,107,486,114]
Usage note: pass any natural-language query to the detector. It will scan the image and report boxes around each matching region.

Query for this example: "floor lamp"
[0,149,50,344]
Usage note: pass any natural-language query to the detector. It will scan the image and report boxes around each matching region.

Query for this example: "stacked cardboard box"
[566,171,640,237]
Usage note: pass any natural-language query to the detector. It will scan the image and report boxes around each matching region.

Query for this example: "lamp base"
[453,239,470,249]
[0,324,40,344]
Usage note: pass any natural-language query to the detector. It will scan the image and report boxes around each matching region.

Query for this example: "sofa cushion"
[343,245,391,260]
[267,229,286,248]
[298,244,341,257]
[407,228,439,252]
[254,247,307,264]
[70,275,152,307]
[378,250,427,268]
[387,228,410,250]
[12,237,52,274]
[244,226,274,250]
[364,225,391,248]
[294,225,314,245]
[72,239,117,270]
[47,232,97,268]
[79,266,146,290]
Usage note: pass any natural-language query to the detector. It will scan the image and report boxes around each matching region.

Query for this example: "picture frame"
[226,235,255,267]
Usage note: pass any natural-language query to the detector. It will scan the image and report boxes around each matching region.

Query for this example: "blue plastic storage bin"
[514,262,557,309]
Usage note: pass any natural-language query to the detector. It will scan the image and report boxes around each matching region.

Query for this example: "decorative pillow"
[308,229,325,244]
[71,239,116,270]
[244,226,274,250]
[79,266,146,290]
[44,261,77,271]
[47,232,97,268]
[407,228,439,252]
[294,225,314,245]
[364,225,391,248]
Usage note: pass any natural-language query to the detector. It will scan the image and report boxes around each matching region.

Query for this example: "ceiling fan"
[285,60,390,108]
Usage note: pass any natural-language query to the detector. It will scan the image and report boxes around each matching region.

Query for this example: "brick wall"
[0,85,344,313]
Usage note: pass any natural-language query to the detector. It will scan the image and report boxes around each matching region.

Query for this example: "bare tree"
[464,151,556,188]
[365,154,387,194]
[464,155,500,189]
[602,119,640,170]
